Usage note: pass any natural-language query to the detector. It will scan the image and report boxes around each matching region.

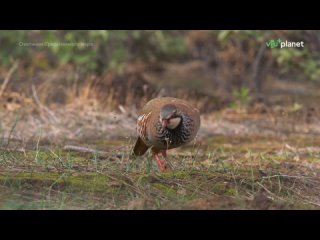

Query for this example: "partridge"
[133,97,200,171]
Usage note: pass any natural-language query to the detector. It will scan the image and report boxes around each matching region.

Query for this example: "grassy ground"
[1,89,320,209]
[1,133,319,209]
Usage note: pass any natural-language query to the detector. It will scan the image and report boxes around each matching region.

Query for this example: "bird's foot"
[154,154,167,172]
[156,159,167,172]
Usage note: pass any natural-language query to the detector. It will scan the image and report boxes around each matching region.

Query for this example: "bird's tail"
[132,137,149,156]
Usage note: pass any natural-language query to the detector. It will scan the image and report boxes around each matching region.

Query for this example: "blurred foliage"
[231,87,252,109]
[290,102,303,112]
[215,30,266,43]
[0,30,187,74]
[272,47,320,81]
[214,30,320,82]
[0,31,28,65]
[1,30,320,83]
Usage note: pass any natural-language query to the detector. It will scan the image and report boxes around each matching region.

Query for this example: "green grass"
[0,134,320,209]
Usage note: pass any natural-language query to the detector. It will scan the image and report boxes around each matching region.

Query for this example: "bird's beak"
[162,119,168,128]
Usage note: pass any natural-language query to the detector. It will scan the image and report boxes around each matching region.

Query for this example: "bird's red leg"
[153,153,166,172]
[161,150,172,170]
[161,150,167,159]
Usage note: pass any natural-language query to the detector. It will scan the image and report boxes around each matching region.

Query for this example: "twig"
[262,174,315,180]
[303,200,320,208]
[288,189,320,207]
[0,147,26,154]
[256,182,276,200]
[31,84,60,123]
[63,145,127,159]
[0,60,19,97]
[63,145,109,155]
[118,105,127,114]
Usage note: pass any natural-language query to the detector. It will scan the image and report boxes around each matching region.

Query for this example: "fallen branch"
[262,174,315,180]
[0,147,26,154]
[63,145,129,159]
[63,145,109,155]
[256,182,276,201]
[0,60,19,97]
[118,105,127,114]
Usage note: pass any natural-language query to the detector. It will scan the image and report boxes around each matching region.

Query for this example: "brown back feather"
[133,136,150,156]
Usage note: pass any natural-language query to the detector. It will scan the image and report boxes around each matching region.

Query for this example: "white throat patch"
[167,117,181,129]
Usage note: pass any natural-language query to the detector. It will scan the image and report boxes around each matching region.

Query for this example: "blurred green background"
[1,30,320,111]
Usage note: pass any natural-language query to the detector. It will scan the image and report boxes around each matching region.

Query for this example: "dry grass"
[1,136,319,210]
[0,99,320,209]
[0,70,320,209]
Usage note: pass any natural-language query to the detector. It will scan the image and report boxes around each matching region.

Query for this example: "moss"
[266,155,289,161]
[161,170,194,179]
[305,156,320,162]
[152,183,177,194]
[64,153,88,163]
[0,172,117,193]
[0,149,89,165]
[136,174,158,184]
[209,182,227,194]
[1,200,44,210]
[138,170,211,183]
[225,187,238,196]
[0,172,61,181]
[66,173,115,193]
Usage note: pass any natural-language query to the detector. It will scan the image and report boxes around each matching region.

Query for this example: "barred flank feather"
[133,97,200,158]
[137,112,151,144]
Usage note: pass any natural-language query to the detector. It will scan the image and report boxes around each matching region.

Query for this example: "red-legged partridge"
[133,97,201,171]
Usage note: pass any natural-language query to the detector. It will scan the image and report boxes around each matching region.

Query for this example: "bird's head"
[160,104,182,129]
